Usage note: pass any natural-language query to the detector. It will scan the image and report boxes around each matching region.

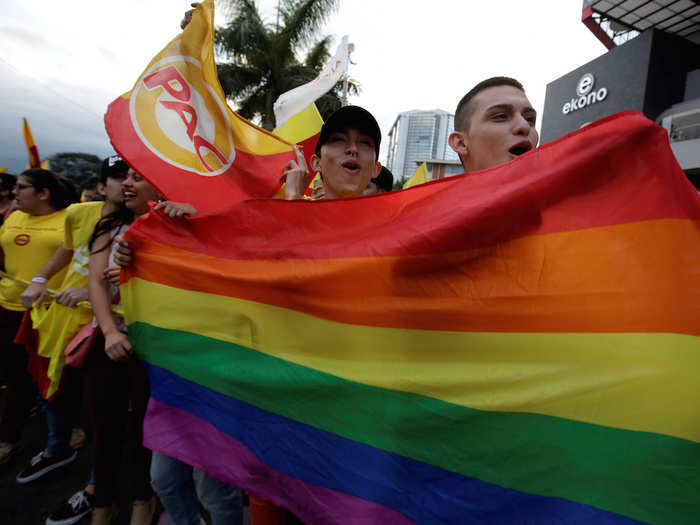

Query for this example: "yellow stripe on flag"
[124,277,700,443]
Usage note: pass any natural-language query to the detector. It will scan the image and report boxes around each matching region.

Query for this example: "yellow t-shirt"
[60,201,105,290]
[31,202,104,399]
[0,209,68,310]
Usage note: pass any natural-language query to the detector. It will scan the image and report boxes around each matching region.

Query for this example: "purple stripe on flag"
[144,397,415,525]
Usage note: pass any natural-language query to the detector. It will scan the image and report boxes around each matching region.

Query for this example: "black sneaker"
[46,490,93,525]
[16,448,77,483]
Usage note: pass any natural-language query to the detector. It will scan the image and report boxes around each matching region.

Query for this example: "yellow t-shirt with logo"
[0,209,68,311]
[60,201,105,290]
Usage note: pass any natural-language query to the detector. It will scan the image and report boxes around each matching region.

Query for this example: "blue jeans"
[150,451,242,525]
[44,397,71,455]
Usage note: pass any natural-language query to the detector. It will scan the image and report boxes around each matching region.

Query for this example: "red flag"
[104,0,294,215]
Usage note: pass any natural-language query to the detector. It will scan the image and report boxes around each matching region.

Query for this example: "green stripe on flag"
[131,321,700,524]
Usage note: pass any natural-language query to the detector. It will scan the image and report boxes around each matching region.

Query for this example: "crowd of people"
[0,74,539,525]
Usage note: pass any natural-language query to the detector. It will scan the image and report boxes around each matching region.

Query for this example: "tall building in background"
[386,110,462,183]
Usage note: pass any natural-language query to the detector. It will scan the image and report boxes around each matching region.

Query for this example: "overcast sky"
[0,0,605,174]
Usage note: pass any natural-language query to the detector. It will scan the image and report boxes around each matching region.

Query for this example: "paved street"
[0,388,140,525]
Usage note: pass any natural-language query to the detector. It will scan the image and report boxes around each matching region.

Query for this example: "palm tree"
[215,0,359,130]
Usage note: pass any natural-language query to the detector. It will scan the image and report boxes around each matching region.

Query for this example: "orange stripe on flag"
[128,218,700,335]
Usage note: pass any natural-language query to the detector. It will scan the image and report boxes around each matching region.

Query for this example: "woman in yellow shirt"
[0,169,77,466]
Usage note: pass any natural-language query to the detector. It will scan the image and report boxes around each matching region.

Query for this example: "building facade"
[386,110,461,183]
[541,1,700,189]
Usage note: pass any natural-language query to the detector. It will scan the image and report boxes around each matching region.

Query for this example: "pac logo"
[14,234,30,246]
[130,56,235,176]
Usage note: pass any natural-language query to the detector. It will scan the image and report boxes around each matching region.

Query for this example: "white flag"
[273,35,349,128]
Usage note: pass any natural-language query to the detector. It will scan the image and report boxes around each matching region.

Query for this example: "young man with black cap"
[448,77,539,173]
[283,105,383,201]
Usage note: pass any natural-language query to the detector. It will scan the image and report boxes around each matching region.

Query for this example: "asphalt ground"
[0,377,260,525]
[0,378,151,525]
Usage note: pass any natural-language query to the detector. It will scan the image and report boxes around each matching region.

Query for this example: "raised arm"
[283,147,311,200]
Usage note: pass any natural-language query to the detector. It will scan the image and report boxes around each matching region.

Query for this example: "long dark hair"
[88,204,134,254]
[20,169,78,210]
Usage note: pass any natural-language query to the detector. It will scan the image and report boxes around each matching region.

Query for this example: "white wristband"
[31,276,48,284]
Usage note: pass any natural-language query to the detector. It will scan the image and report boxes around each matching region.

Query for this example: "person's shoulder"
[3,210,30,227]
[67,201,104,214]
[66,201,104,221]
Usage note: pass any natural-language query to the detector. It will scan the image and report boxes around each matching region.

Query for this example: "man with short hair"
[284,105,382,201]
[448,76,539,172]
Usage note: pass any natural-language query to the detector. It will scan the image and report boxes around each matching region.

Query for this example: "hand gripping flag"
[105,0,294,215]
[122,111,700,524]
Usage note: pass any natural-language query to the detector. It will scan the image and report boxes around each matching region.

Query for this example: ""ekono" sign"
[562,73,608,115]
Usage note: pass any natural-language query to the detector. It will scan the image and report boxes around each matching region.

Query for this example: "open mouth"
[509,142,532,156]
[123,190,136,199]
[341,160,361,173]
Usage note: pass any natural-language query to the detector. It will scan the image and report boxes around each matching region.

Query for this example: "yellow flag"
[31,303,93,398]
[274,103,323,144]
[23,118,42,169]
[403,162,429,189]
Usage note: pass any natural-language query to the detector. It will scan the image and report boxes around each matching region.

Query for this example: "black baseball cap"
[100,155,128,182]
[315,106,381,158]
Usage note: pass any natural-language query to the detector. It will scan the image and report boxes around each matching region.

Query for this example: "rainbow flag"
[122,111,700,524]
[104,0,294,215]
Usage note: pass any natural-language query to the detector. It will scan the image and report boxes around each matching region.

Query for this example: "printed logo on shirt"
[72,245,90,276]
[14,234,30,246]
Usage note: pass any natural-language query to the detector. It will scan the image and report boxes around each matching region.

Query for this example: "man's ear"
[96,182,106,197]
[310,153,322,174]
[448,131,468,157]
[448,131,469,170]
[373,161,382,178]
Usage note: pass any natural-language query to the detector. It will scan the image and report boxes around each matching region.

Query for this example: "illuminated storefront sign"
[562,73,608,115]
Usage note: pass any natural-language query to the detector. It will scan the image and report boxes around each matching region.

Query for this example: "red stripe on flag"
[126,112,700,260]
[28,146,41,169]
